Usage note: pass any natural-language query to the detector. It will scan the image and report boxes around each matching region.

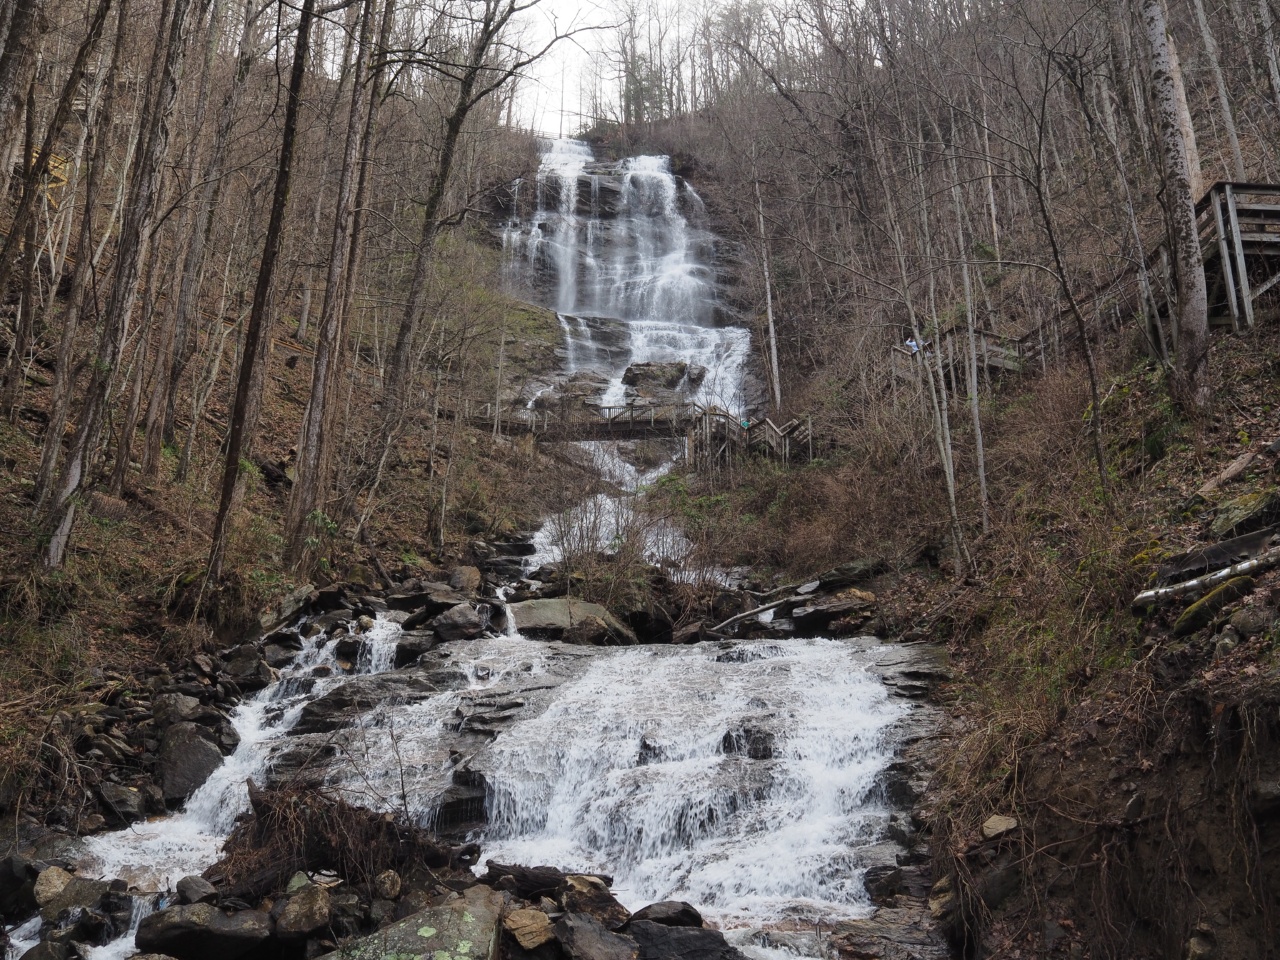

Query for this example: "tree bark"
[45,0,193,568]
[208,0,316,580]
[1139,0,1209,410]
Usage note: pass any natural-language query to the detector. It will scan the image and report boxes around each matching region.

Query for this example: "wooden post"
[1210,186,1240,331]
[1225,184,1255,329]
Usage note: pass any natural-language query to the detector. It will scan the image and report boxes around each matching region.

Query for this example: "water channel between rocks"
[6,139,934,960]
[17,615,925,959]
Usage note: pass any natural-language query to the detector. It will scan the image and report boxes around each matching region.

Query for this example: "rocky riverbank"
[1,540,955,960]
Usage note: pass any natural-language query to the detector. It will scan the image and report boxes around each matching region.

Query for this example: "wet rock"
[980,814,1019,840]
[222,646,274,692]
[504,908,555,950]
[135,903,272,960]
[393,582,470,618]
[0,856,36,921]
[373,870,401,901]
[277,884,331,939]
[335,884,501,960]
[509,599,637,645]
[177,876,219,905]
[449,566,483,594]
[39,875,109,922]
[394,631,437,668]
[159,723,224,803]
[260,583,315,634]
[864,865,905,903]
[563,615,612,646]
[627,919,747,960]
[622,361,688,391]
[98,783,146,825]
[790,589,877,632]
[152,694,202,729]
[720,727,774,760]
[628,901,703,928]
[17,943,69,960]
[291,673,450,735]
[555,913,638,960]
[560,875,629,930]
[32,866,72,909]
[432,604,490,643]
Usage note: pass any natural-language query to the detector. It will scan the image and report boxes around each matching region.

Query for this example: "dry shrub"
[208,781,470,900]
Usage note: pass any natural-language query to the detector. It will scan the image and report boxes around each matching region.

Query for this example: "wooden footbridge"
[451,398,816,463]
[891,181,1280,388]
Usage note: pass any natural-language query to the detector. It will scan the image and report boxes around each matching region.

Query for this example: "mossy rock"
[1173,576,1256,637]
[1209,491,1280,539]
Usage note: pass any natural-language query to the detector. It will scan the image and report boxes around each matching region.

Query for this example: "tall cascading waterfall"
[502,139,753,568]
[4,140,919,960]
[503,139,752,414]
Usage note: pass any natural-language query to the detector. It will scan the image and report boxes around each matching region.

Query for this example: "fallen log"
[1132,546,1280,613]
[711,597,793,634]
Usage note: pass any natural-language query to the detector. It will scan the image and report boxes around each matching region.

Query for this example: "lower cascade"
[475,639,908,924]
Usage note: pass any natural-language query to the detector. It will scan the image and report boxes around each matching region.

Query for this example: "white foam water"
[474,638,909,926]
[4,916,42,960]
[77,618,403,891]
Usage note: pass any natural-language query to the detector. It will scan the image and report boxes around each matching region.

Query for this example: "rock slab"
[135,903,272,960]
[337,885,502,960]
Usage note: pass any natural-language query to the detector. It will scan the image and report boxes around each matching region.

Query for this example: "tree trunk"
[1189,0,1245,180]
[34,0,131,508]
[284,0,374,564]
[208,0,316,580]
[754,173,782,411]
[1139,0,1210,409]
[45,0,193,568]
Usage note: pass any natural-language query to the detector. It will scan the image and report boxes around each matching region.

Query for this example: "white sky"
[511,0,619,136]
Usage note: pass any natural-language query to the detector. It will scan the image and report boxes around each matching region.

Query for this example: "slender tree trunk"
[208,0,316,580]
[1139,0,1210,409]
[284,0,374,564]
[950,151,989,533]
[754,174,782,411]
[1260,0,1280,116]
[45,0,193,568]
[0,0,42,201]
[34,0,130,508]
[1189,0,1245,179]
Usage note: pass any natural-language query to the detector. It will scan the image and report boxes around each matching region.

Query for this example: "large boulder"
[158,723,224,803]
[508,599,637,645]
[38,875,109,923]
[560,875,629,930]
[391,582,471,620]
[629,901,703,928]
[151,693,202,729]
[622,361,689,391]
[135,904,272,960]
[431,604,490,643]
[554,913,638,960]
[627,920,749,960]
[334,884,502,960]
[276,883,331,939]
[98,782,146,825]
[176,876,219,906]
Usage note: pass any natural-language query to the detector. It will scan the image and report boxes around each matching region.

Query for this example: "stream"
[4,140,932,960]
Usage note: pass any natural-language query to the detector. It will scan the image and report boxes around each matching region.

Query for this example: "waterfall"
[504,139,751,411]
[77,619,404,891]
[473,639,907,926]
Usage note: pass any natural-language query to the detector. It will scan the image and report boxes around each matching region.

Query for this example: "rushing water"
[503,139,751,412]
[75,619,403,890]
[4,141,919,960]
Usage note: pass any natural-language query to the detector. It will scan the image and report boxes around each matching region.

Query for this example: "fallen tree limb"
[711,597,793,634]
[1132,546,1280,612]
